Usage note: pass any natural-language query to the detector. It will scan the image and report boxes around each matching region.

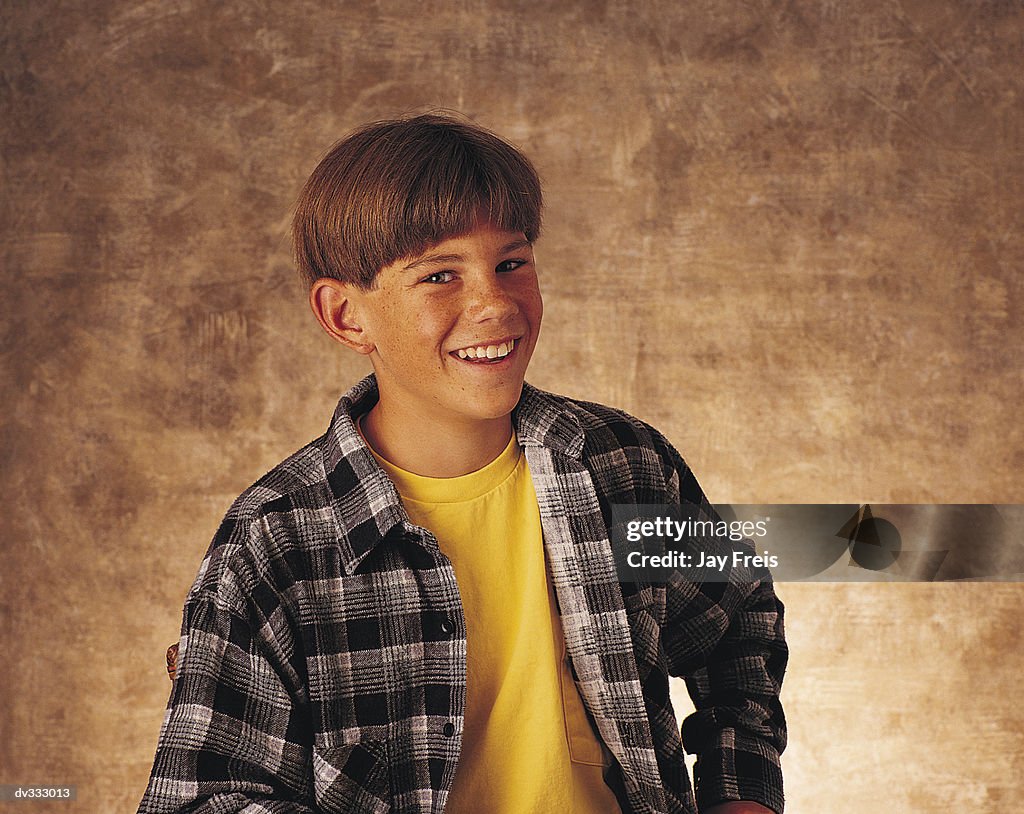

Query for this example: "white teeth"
[455,339,516,360]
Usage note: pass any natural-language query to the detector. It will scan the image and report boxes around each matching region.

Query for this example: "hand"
[704,803,776,814]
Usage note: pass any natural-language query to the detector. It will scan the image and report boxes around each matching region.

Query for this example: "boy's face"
[354,220,543,427]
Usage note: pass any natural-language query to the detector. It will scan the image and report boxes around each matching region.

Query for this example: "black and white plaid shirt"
[138,375,787,814]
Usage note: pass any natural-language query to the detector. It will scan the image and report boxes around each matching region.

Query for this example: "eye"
[496,259,527,273]
[421,270,455,284]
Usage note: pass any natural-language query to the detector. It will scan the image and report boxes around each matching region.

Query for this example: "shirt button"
[439,617,454,636]
[442,722,456,737]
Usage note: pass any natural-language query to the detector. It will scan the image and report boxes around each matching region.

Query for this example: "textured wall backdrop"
[2,1,1022,811]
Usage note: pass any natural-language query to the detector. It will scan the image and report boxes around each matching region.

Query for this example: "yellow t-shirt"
[365,429,622,814]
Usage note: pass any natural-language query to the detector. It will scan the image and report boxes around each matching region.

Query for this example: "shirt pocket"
[312,740,391,814]
[558,638,612,768]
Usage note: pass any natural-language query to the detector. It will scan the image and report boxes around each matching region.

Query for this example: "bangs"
[354,125,542,287]
[294,114,543,289]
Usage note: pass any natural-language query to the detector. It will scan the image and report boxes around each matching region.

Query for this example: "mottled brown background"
[2,1,1022,811]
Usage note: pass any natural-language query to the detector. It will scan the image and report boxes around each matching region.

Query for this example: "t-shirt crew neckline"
[357,417,521,504]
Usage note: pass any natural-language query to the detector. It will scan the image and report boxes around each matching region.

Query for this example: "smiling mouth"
[451,337,519,364]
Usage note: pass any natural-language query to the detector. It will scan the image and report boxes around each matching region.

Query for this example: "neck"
[361,399,514,478]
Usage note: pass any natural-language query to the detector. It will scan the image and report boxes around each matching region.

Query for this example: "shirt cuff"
[692,730,784,814]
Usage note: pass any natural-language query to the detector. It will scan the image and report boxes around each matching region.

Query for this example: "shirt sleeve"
[136,587,319,814]
[671,573,788,814]
[655,433,789,814]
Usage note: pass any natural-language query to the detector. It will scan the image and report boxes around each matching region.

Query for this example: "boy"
[138,114,787,814]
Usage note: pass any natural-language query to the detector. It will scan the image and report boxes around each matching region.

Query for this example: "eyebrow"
[402,239,532,273]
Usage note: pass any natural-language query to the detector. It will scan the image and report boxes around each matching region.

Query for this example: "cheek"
[518,274,543,312]
[523,287,543,326]
[398,311,456,362]
[376,304,441,347]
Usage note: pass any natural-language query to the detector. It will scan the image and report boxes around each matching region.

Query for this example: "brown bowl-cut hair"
[292,113,543,290]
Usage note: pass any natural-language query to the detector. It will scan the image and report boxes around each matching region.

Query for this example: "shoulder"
[571,395,676,454]
[528,385,681,460]
[186,428,341,610]
[186,377,393,609]
[522,385,701,505]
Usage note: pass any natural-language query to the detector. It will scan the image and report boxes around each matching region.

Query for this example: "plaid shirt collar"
[320,374,585,576]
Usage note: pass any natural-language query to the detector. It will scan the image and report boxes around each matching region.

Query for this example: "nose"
[464,270,519,322]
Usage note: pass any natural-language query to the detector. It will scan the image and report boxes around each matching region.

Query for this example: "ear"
[308,278,375,355]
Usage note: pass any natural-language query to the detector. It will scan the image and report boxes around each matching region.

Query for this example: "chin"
[466,388,524,422]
